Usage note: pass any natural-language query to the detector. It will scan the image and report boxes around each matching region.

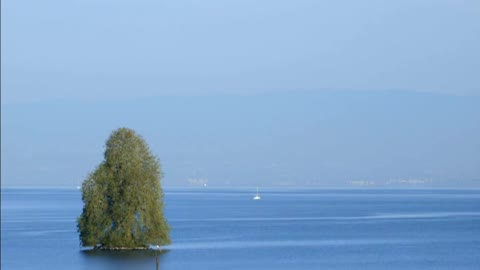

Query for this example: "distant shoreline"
[2,185,480,191]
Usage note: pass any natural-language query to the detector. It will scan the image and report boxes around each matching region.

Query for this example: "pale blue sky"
[1,1,479,187]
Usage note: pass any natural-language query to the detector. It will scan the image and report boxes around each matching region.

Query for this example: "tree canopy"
[77,128,170,249]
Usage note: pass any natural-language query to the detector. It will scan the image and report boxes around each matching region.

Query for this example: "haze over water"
[2,188,480,270]
[2,1,479,188]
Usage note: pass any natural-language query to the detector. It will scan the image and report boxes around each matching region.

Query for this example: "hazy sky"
[1,1,479,187]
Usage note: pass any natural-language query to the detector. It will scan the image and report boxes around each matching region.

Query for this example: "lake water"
[2,188,480,270]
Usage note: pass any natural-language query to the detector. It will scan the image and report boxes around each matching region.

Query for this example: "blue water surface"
[1,188,480,270]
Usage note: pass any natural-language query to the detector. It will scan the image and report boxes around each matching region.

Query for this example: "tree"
[77,128,170,249]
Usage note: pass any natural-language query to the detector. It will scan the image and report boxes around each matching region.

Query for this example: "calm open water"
[1,188,480,270]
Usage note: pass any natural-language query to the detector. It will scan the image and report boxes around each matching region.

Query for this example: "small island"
[77,128,170,250]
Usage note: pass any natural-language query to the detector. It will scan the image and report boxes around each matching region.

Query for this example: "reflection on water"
[81,249,169,270]
[82,248,168,258]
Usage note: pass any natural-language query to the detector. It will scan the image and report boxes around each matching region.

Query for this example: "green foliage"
[77,128,170,248]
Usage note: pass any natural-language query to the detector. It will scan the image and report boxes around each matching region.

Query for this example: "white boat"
[253,187,261,200]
